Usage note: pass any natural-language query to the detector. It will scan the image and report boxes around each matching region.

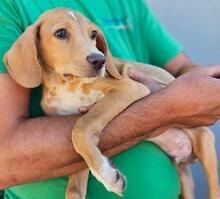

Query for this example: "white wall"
[146,0,220,198]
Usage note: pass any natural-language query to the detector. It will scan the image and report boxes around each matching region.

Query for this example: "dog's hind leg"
[66,169,89,199]
[185,127,220,199]
[177,163,194,199]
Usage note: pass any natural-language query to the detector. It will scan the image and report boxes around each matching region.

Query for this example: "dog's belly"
[41,84,105,116]
[148,128,193,163]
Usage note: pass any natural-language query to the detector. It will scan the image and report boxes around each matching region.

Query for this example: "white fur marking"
[98,66,106,77]
[90,47,104,56]
[68,11,78,21]
[89,157,125,195]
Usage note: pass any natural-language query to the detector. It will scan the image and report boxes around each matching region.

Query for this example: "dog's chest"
[41,78,106,116]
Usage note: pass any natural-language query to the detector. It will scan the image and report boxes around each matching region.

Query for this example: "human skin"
[1,52,220,188]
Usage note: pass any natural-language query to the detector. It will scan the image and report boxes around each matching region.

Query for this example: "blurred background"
[146,0,220,198]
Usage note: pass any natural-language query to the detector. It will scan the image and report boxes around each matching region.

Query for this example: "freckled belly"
[41,87,105,116]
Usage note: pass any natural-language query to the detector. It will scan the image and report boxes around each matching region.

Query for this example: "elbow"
[0,121,28,189]
[0,182,10,190]
[0,153,22,189]
[0,156,19,189]
[0,137,19,189]
[0,169,17,189]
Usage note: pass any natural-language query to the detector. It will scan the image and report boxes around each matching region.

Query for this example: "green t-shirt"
[0,0,183,199]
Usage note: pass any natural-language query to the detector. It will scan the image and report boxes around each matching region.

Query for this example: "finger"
[146,80,162,93]
[78,104,94,113]
[128,68,150,83]
[205,65,220,78]
[128,68,162,92]
[78,106,89,113]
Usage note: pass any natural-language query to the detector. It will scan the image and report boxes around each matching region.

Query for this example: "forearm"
[165,52,194,77]
[0,115,82,188]
[0,91,170,188]
[100,91,170,151]
[1,115,139,187]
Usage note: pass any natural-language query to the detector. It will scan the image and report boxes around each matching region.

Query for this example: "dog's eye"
[55,28,68,39]
[90,30,97,40]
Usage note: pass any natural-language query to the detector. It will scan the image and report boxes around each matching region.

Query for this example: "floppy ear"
[3,24,42,88]
[96,28,122,79]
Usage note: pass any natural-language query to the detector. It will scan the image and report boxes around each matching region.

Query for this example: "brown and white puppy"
[3,8,220,199]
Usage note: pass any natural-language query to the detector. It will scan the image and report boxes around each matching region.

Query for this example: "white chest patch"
[41,82,105,116]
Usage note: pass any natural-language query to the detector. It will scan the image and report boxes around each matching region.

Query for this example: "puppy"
[3,8,220,199]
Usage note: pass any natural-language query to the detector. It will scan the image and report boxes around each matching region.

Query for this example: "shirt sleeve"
[0,0,24,72]
[138,0,183,67]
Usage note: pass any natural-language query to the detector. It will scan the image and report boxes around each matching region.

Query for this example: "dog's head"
[3,8,122,88]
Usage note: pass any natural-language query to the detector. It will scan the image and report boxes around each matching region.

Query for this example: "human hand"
[127,67,162,93]
[163,65,220,127]
[78,103,95,113]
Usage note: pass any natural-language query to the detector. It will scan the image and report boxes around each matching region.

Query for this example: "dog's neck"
[42,69,75,86]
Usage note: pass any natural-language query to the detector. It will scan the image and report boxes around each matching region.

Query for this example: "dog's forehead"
[37,9,97,36]
[38,9,79,24]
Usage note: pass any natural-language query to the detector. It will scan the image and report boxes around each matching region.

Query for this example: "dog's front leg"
[185,127,220,199]
[72,78,150,195]
[66,169,89,199]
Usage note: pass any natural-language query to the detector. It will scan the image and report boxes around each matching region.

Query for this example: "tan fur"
[3,8,220,199]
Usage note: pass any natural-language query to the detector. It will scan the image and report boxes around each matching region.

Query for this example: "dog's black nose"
[87,53,105,71]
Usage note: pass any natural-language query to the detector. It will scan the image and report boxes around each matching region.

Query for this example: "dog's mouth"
[62,67,106,79]
[63,73,74,78]
[62,72,100,79]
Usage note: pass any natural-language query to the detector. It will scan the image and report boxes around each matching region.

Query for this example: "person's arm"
[164,51,216,78]
[165,52,194,77]
[2,63,220,188]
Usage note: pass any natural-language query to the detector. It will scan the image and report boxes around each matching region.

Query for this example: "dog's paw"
[90,158,126,196]
[66,191,84,199]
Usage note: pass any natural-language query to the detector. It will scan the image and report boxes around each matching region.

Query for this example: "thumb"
[206,65,220,78]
